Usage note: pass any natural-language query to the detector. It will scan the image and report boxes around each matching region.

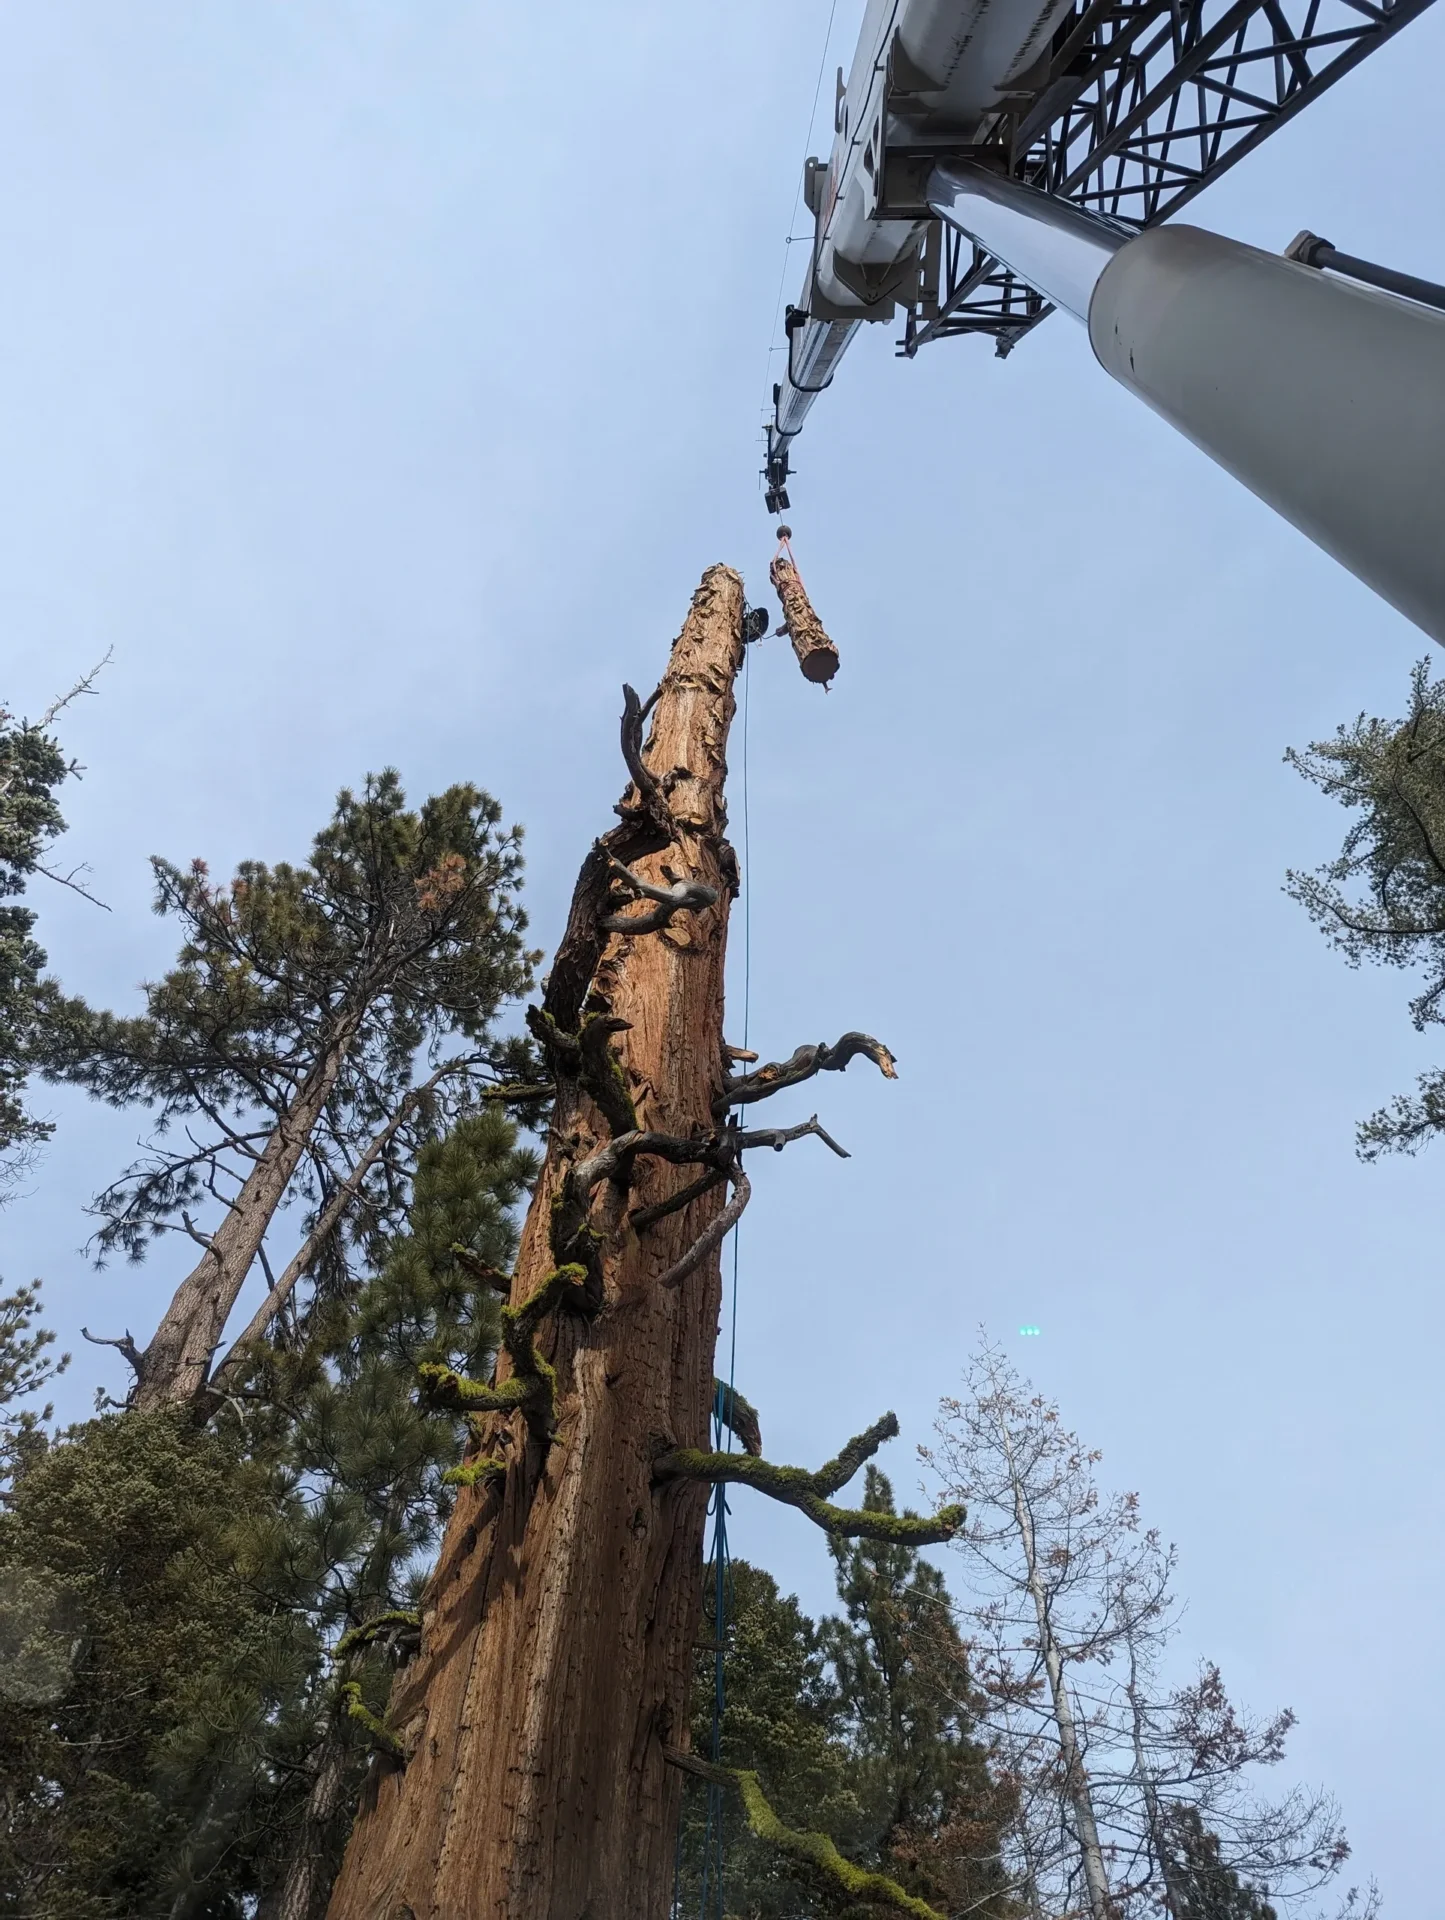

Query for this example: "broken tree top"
[770,529,839,688]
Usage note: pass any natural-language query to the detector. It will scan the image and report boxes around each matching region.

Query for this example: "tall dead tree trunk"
[325,566,747,1920]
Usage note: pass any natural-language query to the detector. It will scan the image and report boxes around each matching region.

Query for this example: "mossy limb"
[334,1610,420,1662]
[420,1264,588,1441]
[576,1011,638,1134]
[712,1379,762,1455]
[654,1414,964,1545]
[340,1680,404,1761]
[418,1362,532,1413]
[442,1456,507,1490]
[812,1412,899,1496]
[665,1750,943,1920]
[735,1768,943,1920]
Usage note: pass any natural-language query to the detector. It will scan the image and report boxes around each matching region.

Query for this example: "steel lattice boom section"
[900,0,1437,357]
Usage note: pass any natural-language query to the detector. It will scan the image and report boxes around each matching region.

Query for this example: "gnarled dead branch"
[717,1031,897,1116]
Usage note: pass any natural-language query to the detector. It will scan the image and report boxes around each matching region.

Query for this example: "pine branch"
[662,1752,945,1919]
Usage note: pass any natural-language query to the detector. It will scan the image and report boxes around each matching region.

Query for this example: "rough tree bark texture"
[134,1037,354,1411]
[325,566,746,1920]
[770,551,839,686]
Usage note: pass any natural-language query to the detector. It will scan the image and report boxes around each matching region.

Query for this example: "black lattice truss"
[900,0,1437,357]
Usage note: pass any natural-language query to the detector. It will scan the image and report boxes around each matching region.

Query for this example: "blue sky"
[4,3,1442,1905]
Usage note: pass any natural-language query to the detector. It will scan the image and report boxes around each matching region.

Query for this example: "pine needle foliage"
[0,1111,534,1917]
[1287,658,1445,1157]
[0,1281,67,1497]
[0,705,74,1179]
[676,1479,1017,1920]
[206,1106,535,1912]
[1162,1806,1280,1919]
[44,770,538,1268]
[0,1409,301,1920]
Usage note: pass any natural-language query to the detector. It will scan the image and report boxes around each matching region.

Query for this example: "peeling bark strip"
[770,549,839,687]
[325,568,748,1920]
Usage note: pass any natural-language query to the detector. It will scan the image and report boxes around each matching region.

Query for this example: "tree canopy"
[1287,657,1445,1156]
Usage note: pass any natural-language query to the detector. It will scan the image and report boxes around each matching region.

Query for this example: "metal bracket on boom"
[1285,231,1445,316]
[895,0,1438,360]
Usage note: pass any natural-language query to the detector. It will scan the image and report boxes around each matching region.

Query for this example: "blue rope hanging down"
[699,1422,732,1919]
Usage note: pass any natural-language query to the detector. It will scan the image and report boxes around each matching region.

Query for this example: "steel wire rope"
[695,635,754,1920]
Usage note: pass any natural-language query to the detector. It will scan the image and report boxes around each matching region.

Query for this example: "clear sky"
[4,3,1442,1906]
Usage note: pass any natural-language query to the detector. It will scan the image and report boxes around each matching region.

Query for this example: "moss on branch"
[812,1412,899,1496]
[442,1455,507,1490]
[664,1751,943,1919]
[340,1680,404,1761]
[420,1263,589,1439]
[334,1610,421,1663]
[654,1414,964,1544]
[712,1379,762,1456]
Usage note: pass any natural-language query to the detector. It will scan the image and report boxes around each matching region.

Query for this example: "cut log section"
[770,539,839,687]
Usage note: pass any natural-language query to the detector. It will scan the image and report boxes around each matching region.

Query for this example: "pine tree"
[0,1280,67,1494]
[0,1109,535,1918]
[677,1558,864,1920]
[823,1468,1017,1918]
[1162,1806,1279,1919]
[0,1407,302,1918]
[1287,656,1445,1157]
[0,699,77,1185]
[46,771,539,1408]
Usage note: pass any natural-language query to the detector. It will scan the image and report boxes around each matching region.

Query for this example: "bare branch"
[618,683,673,837]
[736,1114,849,1158]
[658,1166,750,1289]
[717,1031,897,1116]
[628,1164,728,1233]
[33,859,111,911]
[80,1325,144,1381]
[598,846,719,936]
[39,648,113,730]
[179,1211,214,1251]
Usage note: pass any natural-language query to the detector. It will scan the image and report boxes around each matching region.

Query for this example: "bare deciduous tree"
[924,1345,1378,1919]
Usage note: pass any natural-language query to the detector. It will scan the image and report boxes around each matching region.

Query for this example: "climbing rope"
[695,629,754,1920]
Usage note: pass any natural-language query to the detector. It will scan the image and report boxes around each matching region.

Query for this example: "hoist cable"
[697,633,754,1919]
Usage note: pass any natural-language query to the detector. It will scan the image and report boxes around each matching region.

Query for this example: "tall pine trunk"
[134,1032,355,1410]
[325,566,745,1920]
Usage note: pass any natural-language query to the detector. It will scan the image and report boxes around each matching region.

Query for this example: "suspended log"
[770,535,839,687]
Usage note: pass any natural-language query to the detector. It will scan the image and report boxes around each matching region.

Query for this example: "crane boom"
[764,0,1444,644]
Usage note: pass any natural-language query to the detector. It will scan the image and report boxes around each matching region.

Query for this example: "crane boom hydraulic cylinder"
[929,163,1445,643]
